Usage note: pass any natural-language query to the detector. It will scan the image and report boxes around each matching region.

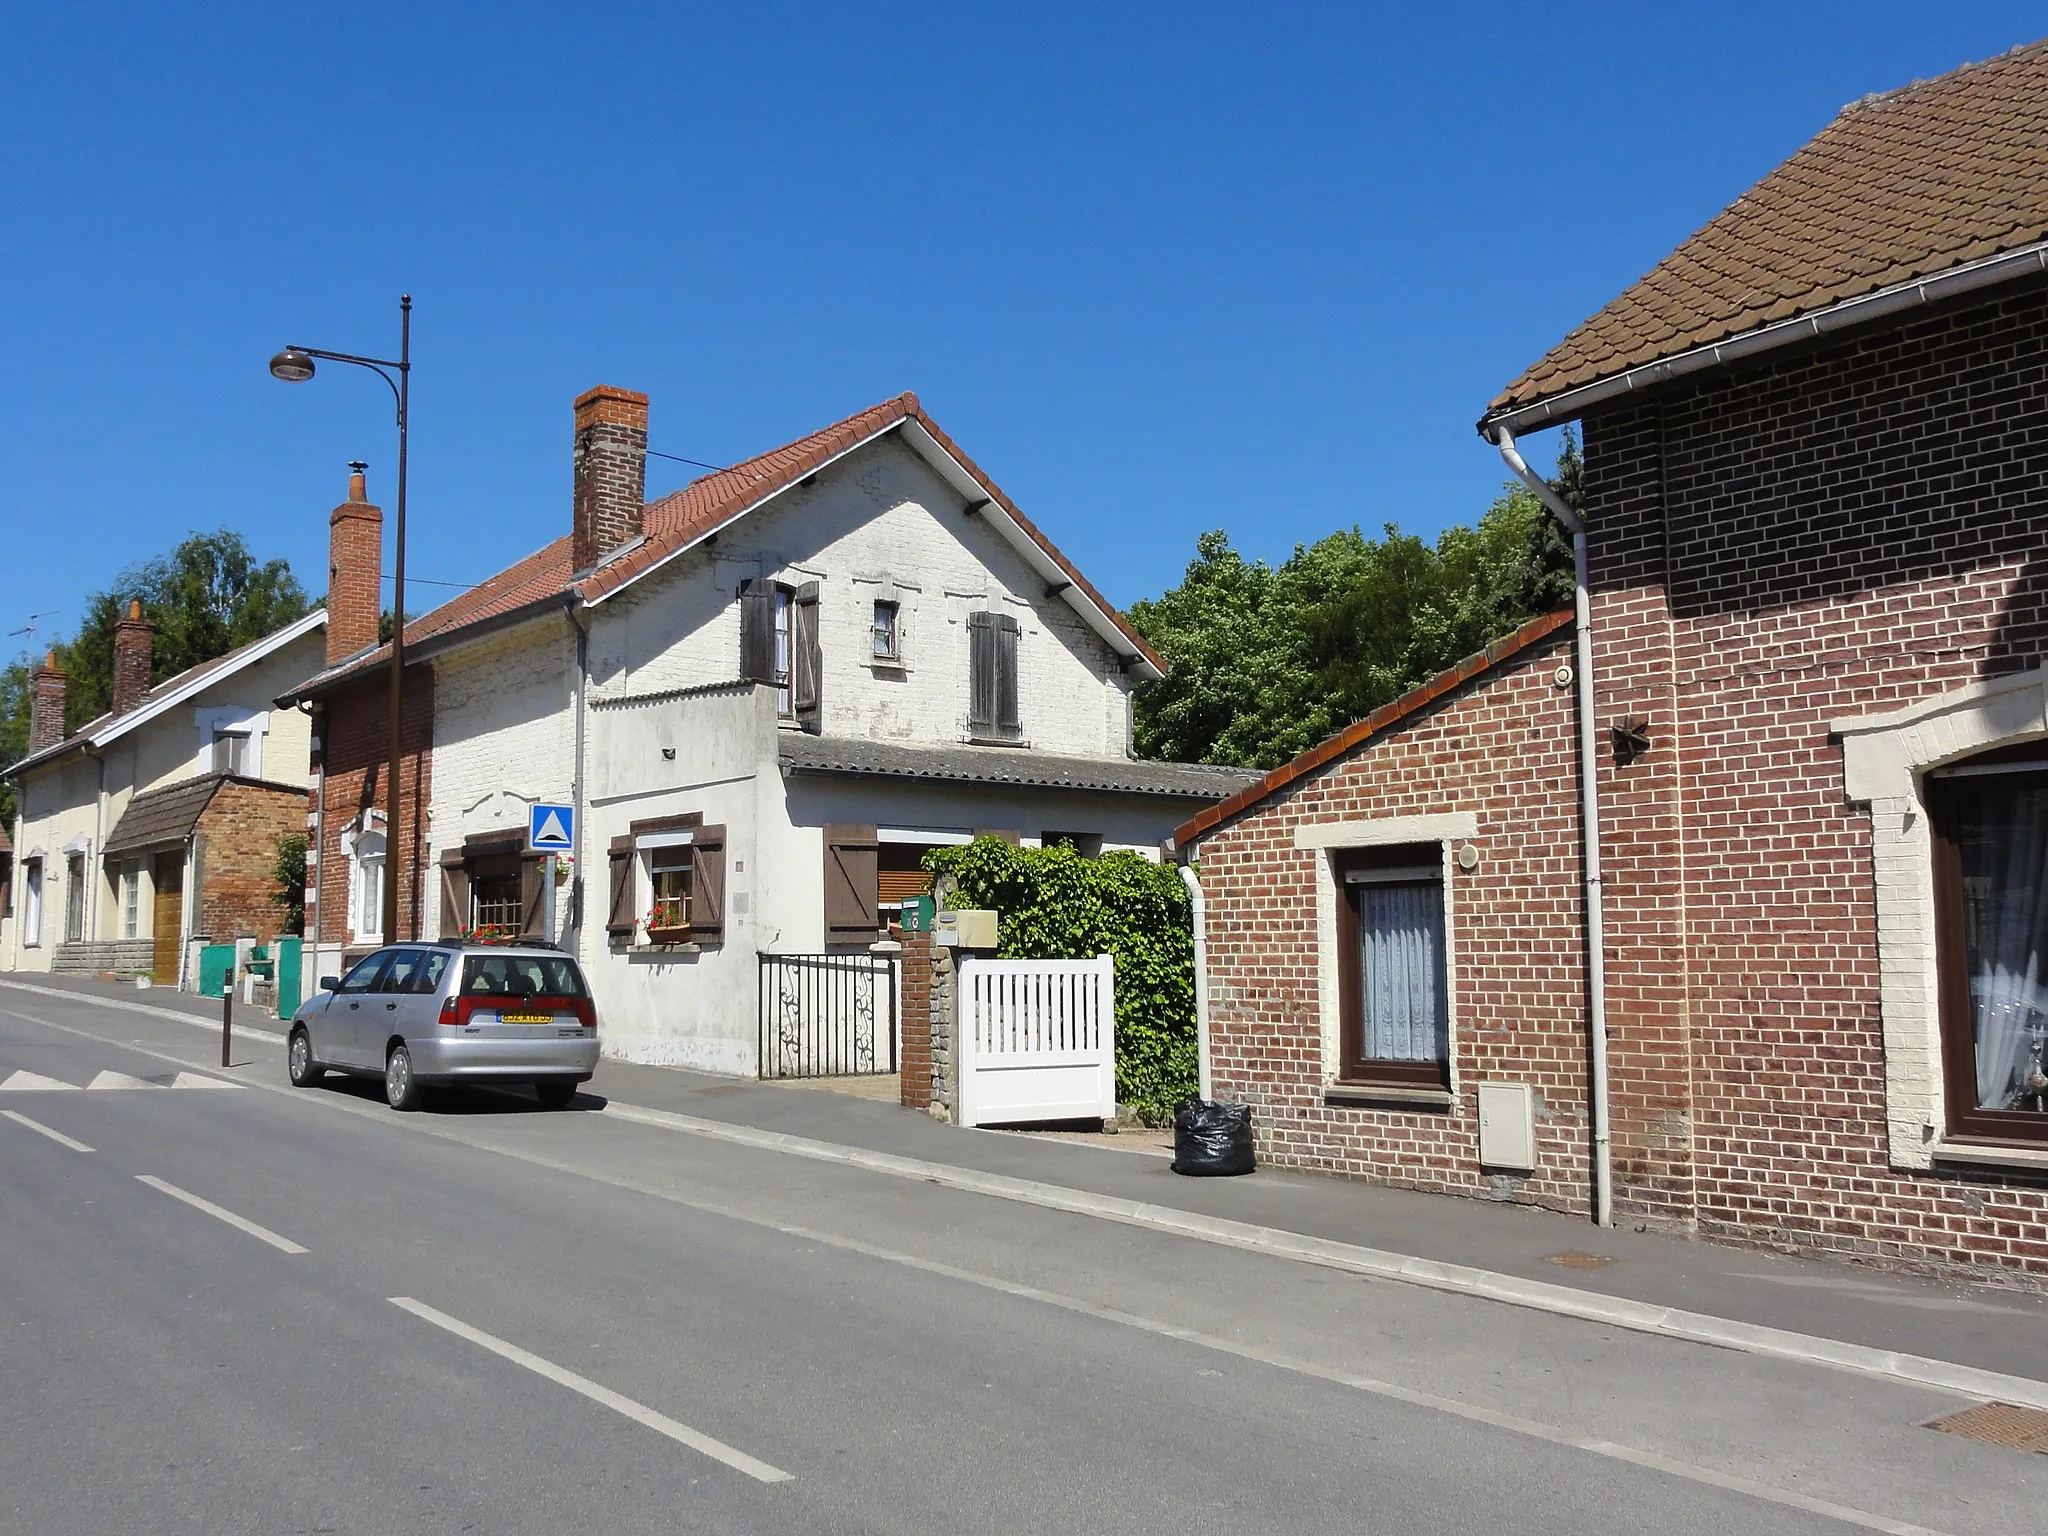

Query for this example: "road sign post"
[528,805,575,945]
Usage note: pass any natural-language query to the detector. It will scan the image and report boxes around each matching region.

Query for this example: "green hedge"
[923,839,1196,1123]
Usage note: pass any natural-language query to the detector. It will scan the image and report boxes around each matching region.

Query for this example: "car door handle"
[385,1001,398,1010]
[348,1002,360,1010]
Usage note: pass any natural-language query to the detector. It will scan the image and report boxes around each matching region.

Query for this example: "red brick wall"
[1198,627,1594,1213]
[310,663,433,950]
[193,780,306,942]
[1197,282,2048,1283]
[898,926,934,1111]
[1577,281,2048,1279]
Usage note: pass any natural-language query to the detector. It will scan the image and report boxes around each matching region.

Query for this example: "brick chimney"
[329,461,384,666]
[112,600,154,716]
[572,385,649,573]
[28,653,66,753]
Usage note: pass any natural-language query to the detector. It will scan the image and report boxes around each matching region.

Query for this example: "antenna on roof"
[7,610,55,647]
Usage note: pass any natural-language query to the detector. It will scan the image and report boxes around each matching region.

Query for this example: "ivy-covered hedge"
[922,839,1195,1123]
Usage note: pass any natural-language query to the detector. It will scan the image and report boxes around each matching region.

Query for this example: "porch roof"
[102,773,303,856]
[777,735,1258,800]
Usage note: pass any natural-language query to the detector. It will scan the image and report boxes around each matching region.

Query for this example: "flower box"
[645,925,692,946]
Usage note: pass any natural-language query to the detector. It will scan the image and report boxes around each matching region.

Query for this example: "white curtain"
[1959,787,2048,1110]
[1358,881,1447,1062]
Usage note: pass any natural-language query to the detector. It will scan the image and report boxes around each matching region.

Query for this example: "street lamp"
[271,295,413,943]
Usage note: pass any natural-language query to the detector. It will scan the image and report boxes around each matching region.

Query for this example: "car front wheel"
[385,1043,424,1111]
[288,1027,323,1087]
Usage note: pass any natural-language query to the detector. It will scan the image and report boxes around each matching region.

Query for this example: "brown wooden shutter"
[520,854,548,939]
[739,580,777,684]
[993,613,1020,733]
[438,850,470,938]
[605,835,635,939]
[967,610,995,733]
[792,581,822,732]
[822,822,879,944]
[691,824,726,942]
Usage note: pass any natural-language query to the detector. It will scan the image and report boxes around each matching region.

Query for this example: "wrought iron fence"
[758,952,898,1079]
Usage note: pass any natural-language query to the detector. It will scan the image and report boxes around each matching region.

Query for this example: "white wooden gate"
[957,956,1116,1127]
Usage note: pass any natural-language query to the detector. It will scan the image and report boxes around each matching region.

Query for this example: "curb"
[0,979,288,1042]
[603,1100,2048,1412]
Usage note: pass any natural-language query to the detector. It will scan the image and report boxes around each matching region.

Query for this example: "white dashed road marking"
[0,1071,80,1091]
[136,1175,308,1254]
[1,1109,95,1152]
[390,1297,794,1484]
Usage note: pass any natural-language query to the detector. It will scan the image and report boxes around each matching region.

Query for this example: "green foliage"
[1128,431,1580,768]
[924,839,1196,1123]
[61,529,311,732]
[273,832,308,936]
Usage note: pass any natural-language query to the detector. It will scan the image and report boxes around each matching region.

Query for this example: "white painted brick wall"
[589,437,1134,758]
[424,618,577,939]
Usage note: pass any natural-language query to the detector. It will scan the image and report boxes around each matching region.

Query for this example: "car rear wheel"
[385,1043,424,1111]
[533,1080,577,1110]
[288,1027,323,1087]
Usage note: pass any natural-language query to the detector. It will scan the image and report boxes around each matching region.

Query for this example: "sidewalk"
[16,971,2046,1385]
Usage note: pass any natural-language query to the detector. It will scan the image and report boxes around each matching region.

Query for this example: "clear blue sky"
[3,3,2042,650]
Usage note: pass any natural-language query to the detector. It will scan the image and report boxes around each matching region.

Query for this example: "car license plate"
[498,1011,554,1025]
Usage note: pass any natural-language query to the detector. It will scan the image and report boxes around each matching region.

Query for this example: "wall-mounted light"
[1456,842,1481,872]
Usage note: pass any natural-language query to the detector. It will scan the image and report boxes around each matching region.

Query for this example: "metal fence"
[758,952,899,1079]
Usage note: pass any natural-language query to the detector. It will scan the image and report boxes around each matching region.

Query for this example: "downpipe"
[1494,425,1614,1229]
[1178,862,1213,1099]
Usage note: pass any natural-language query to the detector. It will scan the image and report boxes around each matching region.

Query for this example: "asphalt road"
[2,987,2041,1536]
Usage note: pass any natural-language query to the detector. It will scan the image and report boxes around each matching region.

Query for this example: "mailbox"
[934,908,998,949]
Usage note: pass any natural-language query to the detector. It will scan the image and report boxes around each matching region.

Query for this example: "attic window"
[211,730,249,776]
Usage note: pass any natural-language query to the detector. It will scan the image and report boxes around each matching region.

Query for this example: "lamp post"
[271,294,412,943]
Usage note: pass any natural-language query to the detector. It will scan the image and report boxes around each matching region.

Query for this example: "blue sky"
[3,3,2042,649]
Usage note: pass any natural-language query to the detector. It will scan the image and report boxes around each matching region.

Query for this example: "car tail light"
[570,998,596,1029]
[439,995,482,1027]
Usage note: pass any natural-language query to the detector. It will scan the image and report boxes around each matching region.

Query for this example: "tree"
[1129,431,1580,768]
[61,530,311,733]
[272,832,307,936]
[0,655,28,827]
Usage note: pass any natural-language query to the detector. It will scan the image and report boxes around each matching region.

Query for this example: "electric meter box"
[1477,1081,1537,1171]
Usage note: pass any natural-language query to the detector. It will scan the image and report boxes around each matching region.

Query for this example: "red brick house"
[1177,43,2048,1283]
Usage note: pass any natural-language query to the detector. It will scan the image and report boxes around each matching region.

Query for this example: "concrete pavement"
[3,975,2044,1534]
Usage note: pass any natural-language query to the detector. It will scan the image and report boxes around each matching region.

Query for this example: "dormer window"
[872,600,900,662]
[212,729,250,776]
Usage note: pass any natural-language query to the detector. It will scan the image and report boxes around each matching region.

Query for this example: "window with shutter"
[738,580,777,685]
[967,610,1021,741]
[822,823,879,944]
[605,835,636,940]
[792,582,822,731]
[691,825,727,942]
[520,856,548,939]
[438,852,470,939]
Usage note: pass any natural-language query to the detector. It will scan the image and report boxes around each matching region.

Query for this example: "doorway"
[152,851,183,985]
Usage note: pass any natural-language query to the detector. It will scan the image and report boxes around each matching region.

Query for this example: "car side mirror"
[320,976,342,992]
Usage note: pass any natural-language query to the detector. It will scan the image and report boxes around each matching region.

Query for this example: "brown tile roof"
[5,612,325,778]
[1172,610,1575,847]
[297,393,1163,696]
[1489,40,2048,422]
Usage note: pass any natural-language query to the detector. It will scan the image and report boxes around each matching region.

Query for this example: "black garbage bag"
[1172,1098,1255,1176]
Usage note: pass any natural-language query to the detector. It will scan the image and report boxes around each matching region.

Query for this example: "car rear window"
[460,954,588,998]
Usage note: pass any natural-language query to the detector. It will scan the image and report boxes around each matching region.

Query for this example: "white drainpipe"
[1179,863,1212,1100]
[1493,425,1614,1229]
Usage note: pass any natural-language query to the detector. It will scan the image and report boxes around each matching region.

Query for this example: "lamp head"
[269,348,316,383]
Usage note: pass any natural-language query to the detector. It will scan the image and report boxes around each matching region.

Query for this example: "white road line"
[88,1070,161,1090]
[389,1297,793,1484]
[135,1175,308,1254]
[2,1109,95,1152]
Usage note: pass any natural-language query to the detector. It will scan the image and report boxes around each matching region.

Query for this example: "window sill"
[1324,1083,1454,1111]
[869,657,907,674]
[963,734,1030,749]
[624,941,701,956]
[1931,1139,2048,1172]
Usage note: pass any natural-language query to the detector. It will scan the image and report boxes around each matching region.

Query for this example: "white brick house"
[281,388,1249,1072]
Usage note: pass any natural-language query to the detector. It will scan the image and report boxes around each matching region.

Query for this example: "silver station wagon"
[286,942,600,1110]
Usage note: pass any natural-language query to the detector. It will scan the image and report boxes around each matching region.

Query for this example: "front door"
[151,852,183,985]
